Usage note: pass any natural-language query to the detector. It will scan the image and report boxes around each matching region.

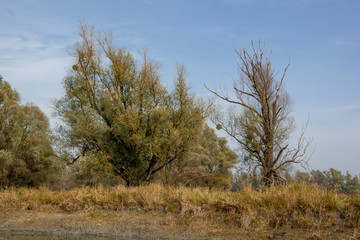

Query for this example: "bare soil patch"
[0,210,357,240]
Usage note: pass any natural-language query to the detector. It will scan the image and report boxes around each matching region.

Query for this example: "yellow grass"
[0,183,359,229]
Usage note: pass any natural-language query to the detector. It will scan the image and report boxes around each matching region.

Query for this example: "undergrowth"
[0,183,359,229]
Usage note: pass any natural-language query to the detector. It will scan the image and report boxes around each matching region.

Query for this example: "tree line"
[0,23,353,191]
[232,168,360,194]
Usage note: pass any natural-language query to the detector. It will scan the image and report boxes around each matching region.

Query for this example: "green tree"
[294,170,312,184]
[231,171,262,191]
[159,125,237,189]
[0,75,58,187]
[343,172,360,194]
[54,24,204,186]
[311,169,326,186]
[68,151,122,187]
[324,168,344,190]
[311,168,360,194]
[207,41,310,187]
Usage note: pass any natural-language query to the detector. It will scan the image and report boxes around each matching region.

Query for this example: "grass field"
[1,183,359,231]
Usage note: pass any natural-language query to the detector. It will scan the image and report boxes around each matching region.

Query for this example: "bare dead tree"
[206,41,310,187]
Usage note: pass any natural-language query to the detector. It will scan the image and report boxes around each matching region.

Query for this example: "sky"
[1,0,359,174]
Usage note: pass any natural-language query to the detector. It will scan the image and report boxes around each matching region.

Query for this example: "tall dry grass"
[0,183,359,229]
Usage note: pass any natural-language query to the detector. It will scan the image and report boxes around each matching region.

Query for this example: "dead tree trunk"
[206,41,310,187]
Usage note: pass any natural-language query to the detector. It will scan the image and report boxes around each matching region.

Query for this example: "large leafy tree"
[207,42,310,187]
[0,75,58,187]
[54,24,204,186]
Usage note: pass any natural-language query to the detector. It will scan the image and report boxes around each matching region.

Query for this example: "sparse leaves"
[208,41,310,187]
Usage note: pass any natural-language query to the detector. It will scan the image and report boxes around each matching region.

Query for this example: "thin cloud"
[0,36,44,51]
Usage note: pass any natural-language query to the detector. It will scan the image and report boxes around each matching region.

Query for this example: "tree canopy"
[54,24,205,186]
[0,75,58,187]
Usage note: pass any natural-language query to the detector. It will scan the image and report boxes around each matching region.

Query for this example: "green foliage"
[0,75,60,187]
[294,170,312,184]
[343,173,360,194]
[54,24,204,186]
[69,152,123,187]
[232,168,360,194]
[231,171,262,191]
[311,168,360,194]
[159,125,238,189]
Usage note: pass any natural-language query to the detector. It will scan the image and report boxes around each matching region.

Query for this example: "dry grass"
[0,183,359,230]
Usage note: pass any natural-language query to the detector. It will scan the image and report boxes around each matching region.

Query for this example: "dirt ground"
[0,210,357,240]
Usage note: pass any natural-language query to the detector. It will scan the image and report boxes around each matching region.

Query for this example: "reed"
[0,183,359,229]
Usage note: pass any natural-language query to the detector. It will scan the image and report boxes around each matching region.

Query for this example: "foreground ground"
[0,210,358,239]
[0,184,359,239]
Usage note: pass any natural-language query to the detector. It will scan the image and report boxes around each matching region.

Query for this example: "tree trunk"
[263,169,275,187]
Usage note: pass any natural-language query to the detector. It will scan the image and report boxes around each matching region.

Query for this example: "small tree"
[294,170,312,184]
[343,172,360,194]
[159,125,237,189]
[324,168,344,190]
[311,169,326,186]
[207,42,310,186]
[54,24,204,186]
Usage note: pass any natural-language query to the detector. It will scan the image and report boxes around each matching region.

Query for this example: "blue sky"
[1,0,359,174]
